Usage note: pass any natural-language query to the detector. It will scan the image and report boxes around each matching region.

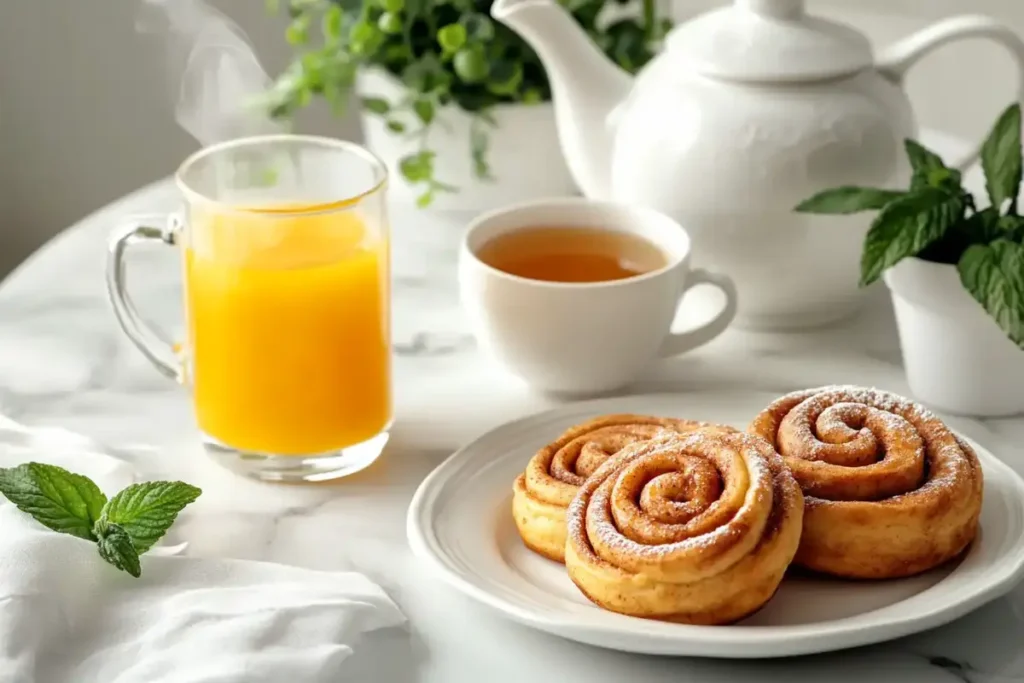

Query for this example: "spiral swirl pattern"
[748,385,984,579]
[564,430,803,624]
[512,414,736,562]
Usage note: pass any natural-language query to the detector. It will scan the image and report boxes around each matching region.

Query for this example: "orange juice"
[183,204,390,455]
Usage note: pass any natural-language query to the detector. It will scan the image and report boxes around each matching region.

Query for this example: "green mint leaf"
[522,88,543,105]
[958,239,1024,348]
[905,140,956,189]
[95,520,142,578]
[100,481,201,554]
[0,463,107,541]
[413,99,435,125]
[981,103,1022,212]
[437,23,467,54]
[926,167,959,189]
[793,187,904,214]
[860,188,965,286]
[453,44,489,84]
[349,20,376,46]
[399,151,434,183]
[905,139,945,169]
[285,15,310,46]
[361,97,390,115]
[487,62,524,97]
[377,12,402,35]
[460,14,494,41]
[904,140,963,193]
[321,5,343,42]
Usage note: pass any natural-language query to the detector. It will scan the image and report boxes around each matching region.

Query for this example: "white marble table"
[2,132,1024,681]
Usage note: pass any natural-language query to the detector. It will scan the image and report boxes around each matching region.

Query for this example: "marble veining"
[1,178,1023,682]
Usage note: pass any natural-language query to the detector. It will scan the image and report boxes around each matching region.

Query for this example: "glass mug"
[106,135,392,482]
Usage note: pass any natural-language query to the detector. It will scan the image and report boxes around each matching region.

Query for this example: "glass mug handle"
[105,215,185,382]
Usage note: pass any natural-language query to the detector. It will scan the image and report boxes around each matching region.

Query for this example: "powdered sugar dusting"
[780,385,938,423]
[566,431,781,569]
[740,385,985,579]
[527,416,736,508]
[756,385,976,504]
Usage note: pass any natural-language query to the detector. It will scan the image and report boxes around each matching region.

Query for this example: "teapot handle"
[876,15,1024,171]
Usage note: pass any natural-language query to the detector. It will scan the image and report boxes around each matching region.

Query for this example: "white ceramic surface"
[885,257,1024,417]
[490,0,1024,330]
[407,390,1024,658]
[458,198,738,395]
[357,70,578,212]
[6,130,1024,682]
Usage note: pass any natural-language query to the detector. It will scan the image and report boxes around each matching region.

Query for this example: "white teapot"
[492,0,1024,329]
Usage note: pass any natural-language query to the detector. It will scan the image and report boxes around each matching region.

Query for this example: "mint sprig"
[794,101,1024,349]
[0,462,201,577]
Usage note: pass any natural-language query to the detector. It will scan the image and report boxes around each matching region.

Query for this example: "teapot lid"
[665,0,873,82]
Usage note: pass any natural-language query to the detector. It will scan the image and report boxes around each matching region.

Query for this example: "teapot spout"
[492,0,632,199]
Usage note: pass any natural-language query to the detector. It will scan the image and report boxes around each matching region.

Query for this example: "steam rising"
[137,0,286,145]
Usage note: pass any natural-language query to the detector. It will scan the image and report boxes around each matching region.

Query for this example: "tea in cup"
[106,135,391,482]
[458,198,738,395]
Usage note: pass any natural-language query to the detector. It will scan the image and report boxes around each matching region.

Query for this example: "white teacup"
[458,198,738,396]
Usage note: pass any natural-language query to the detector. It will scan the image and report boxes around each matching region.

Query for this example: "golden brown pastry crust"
[564,431,804,624]
[748,385,984,579]
[512,414,735,563]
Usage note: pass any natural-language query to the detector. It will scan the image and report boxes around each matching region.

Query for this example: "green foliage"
[794,102,1024,349]
[0,463,202,578]
[264,0,670,206]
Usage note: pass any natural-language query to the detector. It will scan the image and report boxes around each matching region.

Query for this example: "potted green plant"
[795,102,1024,417]
[264,0,670,211]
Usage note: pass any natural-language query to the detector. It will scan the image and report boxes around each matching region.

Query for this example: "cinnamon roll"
[748,385,984,579]
[513,414,736,563]
[564,431,804,624]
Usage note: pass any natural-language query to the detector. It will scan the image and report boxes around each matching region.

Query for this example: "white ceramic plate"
[407,390,1024,658]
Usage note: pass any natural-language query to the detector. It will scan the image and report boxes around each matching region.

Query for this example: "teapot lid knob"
[665,0,873,82]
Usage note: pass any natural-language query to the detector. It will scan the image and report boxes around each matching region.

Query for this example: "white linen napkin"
[0,417,406,683]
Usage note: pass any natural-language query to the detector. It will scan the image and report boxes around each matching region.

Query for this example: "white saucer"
[406,390,1024,658]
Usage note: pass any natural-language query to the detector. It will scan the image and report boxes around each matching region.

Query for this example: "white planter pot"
[884,257,1024,417]
[357,70,578,212]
